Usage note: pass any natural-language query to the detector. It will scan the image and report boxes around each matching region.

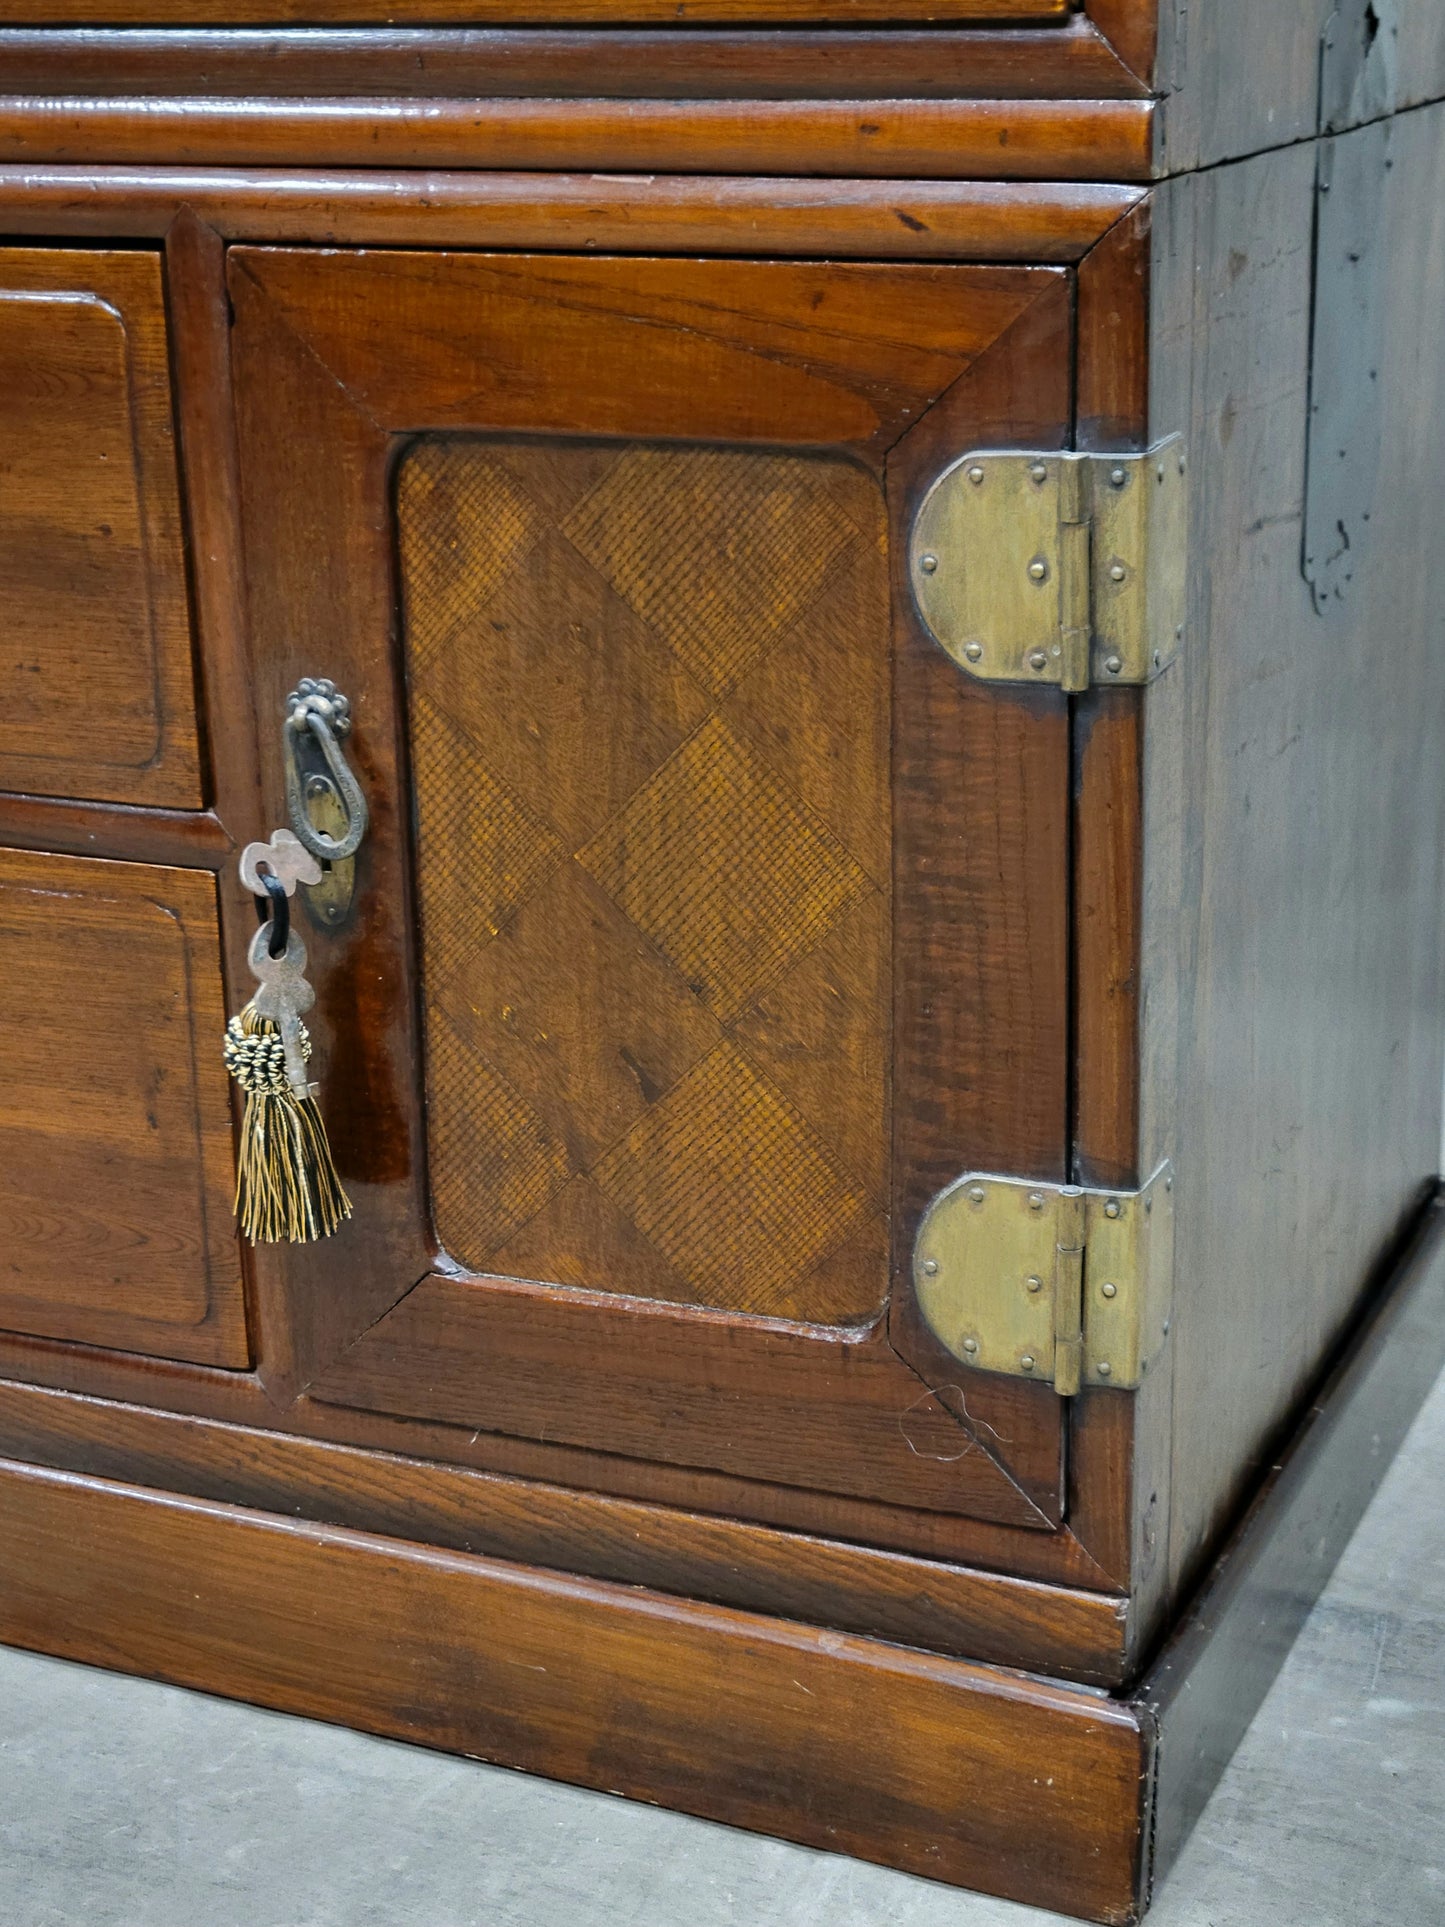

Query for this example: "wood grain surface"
[0,168,1143,260]
[0,23,1151,101]
[0,96,1154,183]
[1141,109,1445,1606]
[0,1456,1147,1925]
[0,248,200,808]
[0,1378,1132,1681]
[400,438,890,1323]
[0,848,247,1367]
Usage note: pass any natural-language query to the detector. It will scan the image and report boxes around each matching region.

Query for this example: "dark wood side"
[1138,1189,1445,1901]
[0,1456,1147,1925]
[227,244,1071,1526]
[0,97,1153,184]
[1157,0,1445,175]
[0,168,1142,260]
[0,1379,1129,1683]
[0,22,1150,99]
[1141,106,1445,1612]
[0,849,247,1367]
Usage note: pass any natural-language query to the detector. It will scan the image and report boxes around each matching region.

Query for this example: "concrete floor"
[2,1374,1443,1927]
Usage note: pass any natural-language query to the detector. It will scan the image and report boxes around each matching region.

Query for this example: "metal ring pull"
[283,677,369,864]
[253,868,290,959]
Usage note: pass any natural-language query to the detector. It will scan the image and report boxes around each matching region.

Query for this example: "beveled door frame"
[224,242,1075,1539]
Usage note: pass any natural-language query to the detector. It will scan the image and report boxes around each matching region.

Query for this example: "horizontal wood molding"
[0,0,1072,21]
[0,1321,1118,1586]
[0,23,1150,101]
[0,167,1143,259]
[0,96,1153,183]
[0,1455,1147,1924]
[0,1378,1129,1683]
[0,796,230,869]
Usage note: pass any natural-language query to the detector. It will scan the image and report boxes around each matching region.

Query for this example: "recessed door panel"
[228,246,1073,1541]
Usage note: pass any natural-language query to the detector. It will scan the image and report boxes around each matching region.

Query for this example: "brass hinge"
[909,439,1188,690]
[912,1163,1175,1394]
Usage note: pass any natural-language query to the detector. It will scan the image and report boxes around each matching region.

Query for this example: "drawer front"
[0,848,247,1366]
[0,249,201,808]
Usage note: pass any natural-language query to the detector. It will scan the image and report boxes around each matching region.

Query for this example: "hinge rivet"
[1109,467,1128,488]
[968,1184,987,1204]
[964,642,984,663]
[1109,561,1128,583]
[963,1337,979,1354]
[1020,1354,1036,1372]
[1028,1192,1046,1212]
[1097,1361,1113,1377]
[1026,1275,1044,1294]
[968,465,986,485]
[1103,1199,1122,1219]
[1029,462,1048,484]
[1104,654,1124,676]
[1101,1281,1118,1299]
[922,1258,939,1276]
[1028,650,1049,672]
[920,553,938,574]
[1027,558,1049,583]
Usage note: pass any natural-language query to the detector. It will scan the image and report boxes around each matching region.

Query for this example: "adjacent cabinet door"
[229,247,1076,1547]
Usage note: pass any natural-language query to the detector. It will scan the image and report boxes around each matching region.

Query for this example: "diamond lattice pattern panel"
[397,438,890,1324]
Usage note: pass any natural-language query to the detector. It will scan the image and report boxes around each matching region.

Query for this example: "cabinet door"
[230,248,1073,1540]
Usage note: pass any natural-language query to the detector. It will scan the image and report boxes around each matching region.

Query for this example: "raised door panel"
[228,247,1073,1543]
[0,249,201,808]
[0,848,248,1366]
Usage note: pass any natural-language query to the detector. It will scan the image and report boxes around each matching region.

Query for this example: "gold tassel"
[222,1003,352,1244]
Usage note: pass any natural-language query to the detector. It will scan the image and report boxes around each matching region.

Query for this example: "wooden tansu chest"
[1,4,1443,1918]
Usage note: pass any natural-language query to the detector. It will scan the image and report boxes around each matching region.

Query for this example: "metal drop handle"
[283,677,369,864]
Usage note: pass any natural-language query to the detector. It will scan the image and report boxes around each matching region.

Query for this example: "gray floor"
[3,1377,1444,1927]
